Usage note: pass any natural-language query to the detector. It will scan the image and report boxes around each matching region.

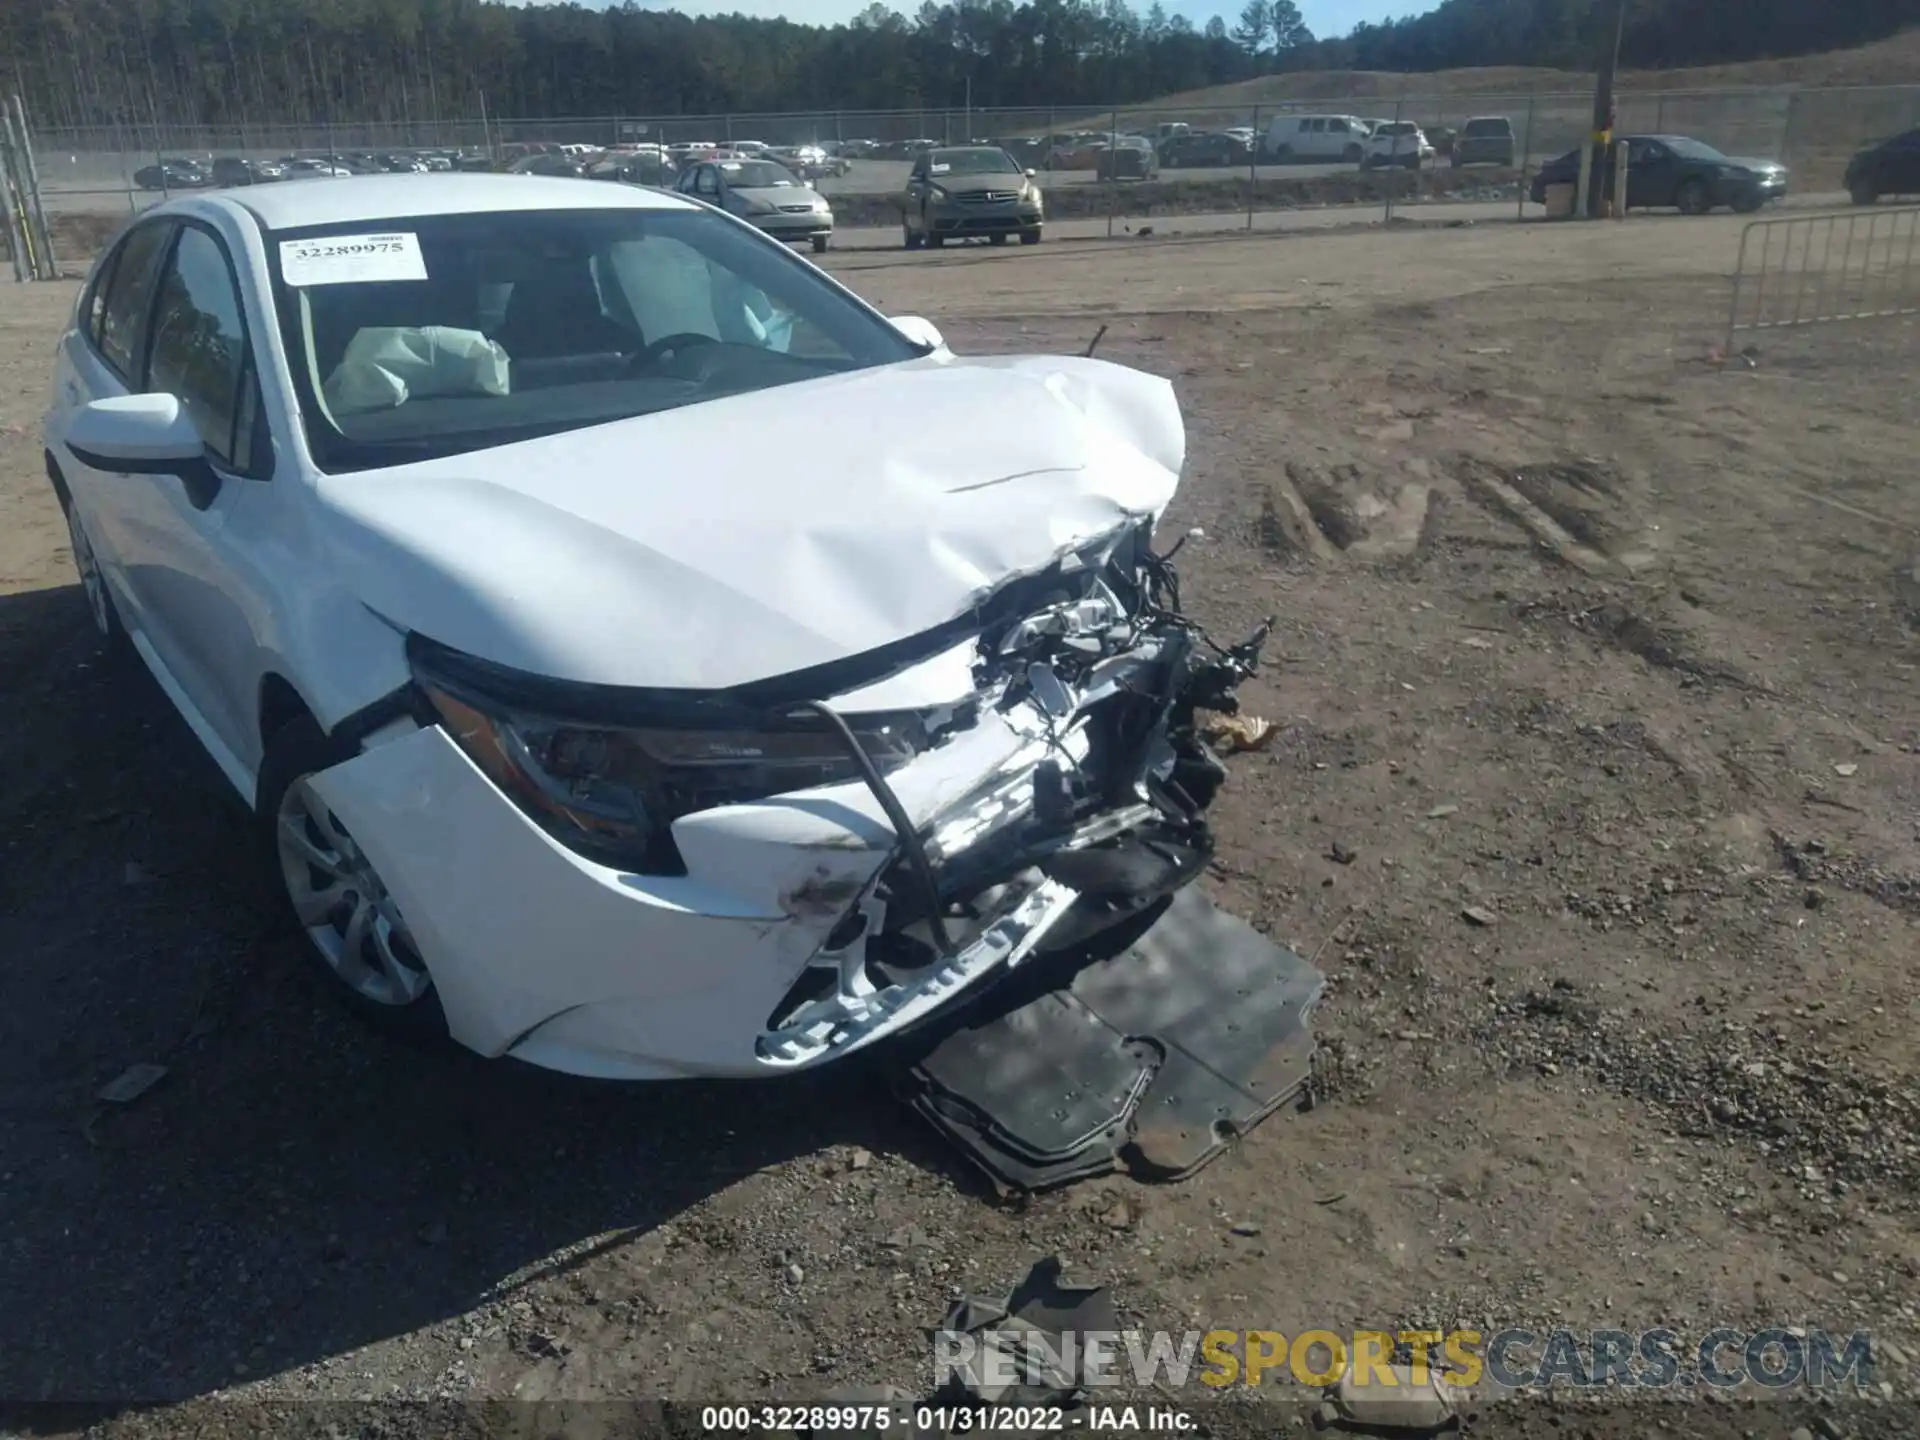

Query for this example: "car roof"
[216,173,695,232]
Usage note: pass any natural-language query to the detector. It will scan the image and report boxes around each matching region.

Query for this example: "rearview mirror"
[890,315,947,352]
[65,394,210,479]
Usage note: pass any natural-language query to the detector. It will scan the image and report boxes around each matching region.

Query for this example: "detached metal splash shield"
[905,888,1323,1191]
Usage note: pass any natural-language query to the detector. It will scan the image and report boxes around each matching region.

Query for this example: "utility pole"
[1586,0,1627,218]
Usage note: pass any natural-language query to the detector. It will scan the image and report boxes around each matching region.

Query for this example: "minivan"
[1262,115,1369,165]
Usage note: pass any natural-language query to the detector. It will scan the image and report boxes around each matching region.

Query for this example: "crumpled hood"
[313,353,1184,691]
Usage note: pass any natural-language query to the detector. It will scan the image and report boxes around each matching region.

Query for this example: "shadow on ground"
[0,583,964,1406]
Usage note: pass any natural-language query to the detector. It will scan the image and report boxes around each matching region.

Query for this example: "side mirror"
[65,394,212,482]
[1025,167,1037,177]
[890,315,946,352]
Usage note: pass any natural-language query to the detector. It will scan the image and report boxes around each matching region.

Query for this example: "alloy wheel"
[276,778,430,1007]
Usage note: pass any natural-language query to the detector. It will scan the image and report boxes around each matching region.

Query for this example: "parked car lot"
[5,203,1916,1423]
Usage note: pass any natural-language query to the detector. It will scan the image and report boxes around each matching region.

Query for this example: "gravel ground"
[2,208,1917,1439]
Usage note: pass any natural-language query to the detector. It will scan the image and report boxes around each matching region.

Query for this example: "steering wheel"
[627,332,720,371]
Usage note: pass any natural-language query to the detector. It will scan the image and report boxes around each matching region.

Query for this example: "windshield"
[1662,136,1729,162]
[1379,123,1418,136]
[269,207,920,474]
[719,160,795,187]
[926,148,1021,175]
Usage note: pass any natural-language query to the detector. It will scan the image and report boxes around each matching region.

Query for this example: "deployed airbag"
[324,326,511,414]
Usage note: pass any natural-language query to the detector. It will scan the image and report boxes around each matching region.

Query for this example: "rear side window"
[1464,119,1512,137]
[145,226,263,473]
[97,221,176,381]
[1329,119,1350,134]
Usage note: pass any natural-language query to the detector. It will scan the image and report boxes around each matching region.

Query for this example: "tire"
[1850,181,1879,206]
[1676,178,1712,215]
[1449,153,1461,169]
[810,234,829,254]
[1344,143,1364,165]
[989,232,1008,245]
[257,715,448,1038]
[903,225,923,250]
[1272,144,1292,164]
[1731,190,1764,215]
[928,233,945,248]
[1020,226,1042,245]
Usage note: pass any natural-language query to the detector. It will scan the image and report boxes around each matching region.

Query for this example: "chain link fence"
[18,83,1920,254]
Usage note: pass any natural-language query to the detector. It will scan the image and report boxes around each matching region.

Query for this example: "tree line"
[0,0,1911,136]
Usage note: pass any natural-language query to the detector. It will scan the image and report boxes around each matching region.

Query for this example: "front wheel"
[811,234,829,253]
[1344,143,1364,164]
[927,232,946,248]
[989,232,1008,245]
[258,716,447,1037]
[1850,180,1879,206]
[1019,226,1042,245]
[1731,190,1764,215]
[1676,178,1712,215]
[903,224,923,250]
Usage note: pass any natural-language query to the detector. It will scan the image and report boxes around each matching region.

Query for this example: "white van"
[1263,114,1369,165]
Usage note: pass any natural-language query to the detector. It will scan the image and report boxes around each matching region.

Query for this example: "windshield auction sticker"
[279,233,427,287]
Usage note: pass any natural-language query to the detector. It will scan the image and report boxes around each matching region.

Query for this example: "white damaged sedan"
[44,173,1269,1080]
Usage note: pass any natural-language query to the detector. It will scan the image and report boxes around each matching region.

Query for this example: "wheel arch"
[44,451,72,513]
[259,671,317,760]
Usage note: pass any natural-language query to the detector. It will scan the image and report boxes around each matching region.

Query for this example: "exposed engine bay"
[749,526,1323,1190]
[755,523,1273,1065]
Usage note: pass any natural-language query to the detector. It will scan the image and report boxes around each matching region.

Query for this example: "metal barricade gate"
[1728,205,1920,348]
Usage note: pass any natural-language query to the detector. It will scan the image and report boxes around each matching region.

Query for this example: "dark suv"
[210,156,283,186]
[1452,116,1516,168]
[1846,128,1920,205]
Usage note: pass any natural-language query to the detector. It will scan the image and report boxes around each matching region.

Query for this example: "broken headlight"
[420,683,928,874]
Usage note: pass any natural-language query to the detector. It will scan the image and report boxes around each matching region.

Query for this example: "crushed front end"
[304,520,1295,1088]
[755,523,1272,1068]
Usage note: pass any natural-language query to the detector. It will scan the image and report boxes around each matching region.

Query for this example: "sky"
[614,0,1408,35]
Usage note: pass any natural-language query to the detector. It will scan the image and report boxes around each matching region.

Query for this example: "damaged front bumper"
[308,535,1271,1080]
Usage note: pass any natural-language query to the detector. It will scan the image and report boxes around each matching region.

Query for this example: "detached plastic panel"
[908,887,1323,1191]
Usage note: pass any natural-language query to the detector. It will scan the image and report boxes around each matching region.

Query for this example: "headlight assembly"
[419,679,928,874]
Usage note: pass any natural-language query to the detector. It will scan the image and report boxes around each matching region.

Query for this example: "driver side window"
[694,166,720,198]
[146,225,267,475]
